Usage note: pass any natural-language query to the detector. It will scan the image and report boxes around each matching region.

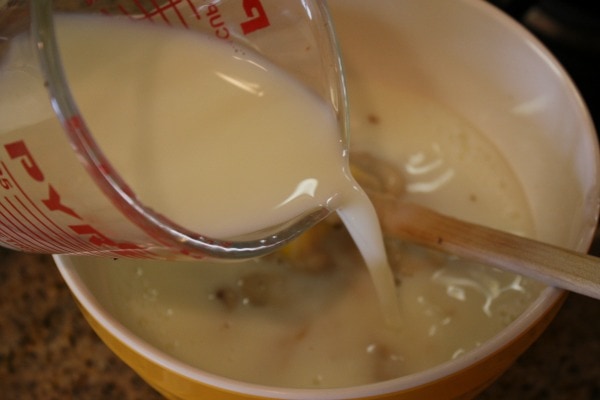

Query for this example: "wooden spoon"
[373,198,600,300]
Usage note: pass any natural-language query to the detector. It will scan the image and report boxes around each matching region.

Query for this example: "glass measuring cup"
[0,0,348,260]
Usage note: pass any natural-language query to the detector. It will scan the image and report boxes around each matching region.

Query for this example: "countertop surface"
[0,249,599,400]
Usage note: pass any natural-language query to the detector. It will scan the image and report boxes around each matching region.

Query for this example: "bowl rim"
[54,0,599,397]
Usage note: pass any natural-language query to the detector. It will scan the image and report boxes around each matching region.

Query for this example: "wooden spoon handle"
[375,200,600,300]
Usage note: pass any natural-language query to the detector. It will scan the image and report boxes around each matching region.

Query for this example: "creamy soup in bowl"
[55,0,599,399]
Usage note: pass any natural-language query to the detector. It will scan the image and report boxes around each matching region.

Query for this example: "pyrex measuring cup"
[0,0,348,260]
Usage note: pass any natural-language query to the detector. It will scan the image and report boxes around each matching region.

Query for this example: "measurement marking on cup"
[0,163,153,256]
[1,197,66,252]
[0,161,96,252]
[0,209,40,252]
[186,0,202,20]
[0,162,83,248]
[13,195,93,251]
[90,0,271,43]
[0,141,145,254]
[142,0,171,25]
[118,0,190,27]
[0,198,68,253]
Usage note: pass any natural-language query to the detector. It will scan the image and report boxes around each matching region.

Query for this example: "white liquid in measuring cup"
[0,15,399,323]
[55,15,352,240]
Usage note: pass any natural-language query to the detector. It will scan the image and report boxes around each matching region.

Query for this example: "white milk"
[2,14,351,238]
[72,37,544,388]
[1,16,398,321]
